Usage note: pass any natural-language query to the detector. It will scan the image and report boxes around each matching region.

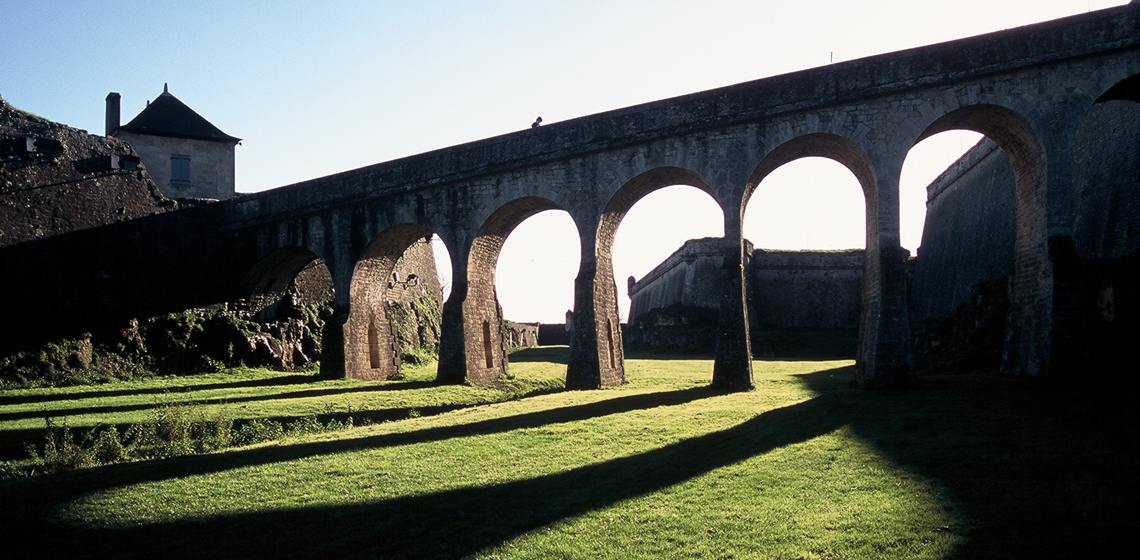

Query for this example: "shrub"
[26,418,94,473]
[233,419,285,447]
[0,461,31,480]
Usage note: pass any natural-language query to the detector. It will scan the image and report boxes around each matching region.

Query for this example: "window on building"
[171,155,190,185]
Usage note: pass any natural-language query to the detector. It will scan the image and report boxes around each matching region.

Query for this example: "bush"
[26,418,95,473]
[233,419,285,447]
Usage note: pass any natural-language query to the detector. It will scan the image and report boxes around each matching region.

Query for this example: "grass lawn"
[0,347,1135,559]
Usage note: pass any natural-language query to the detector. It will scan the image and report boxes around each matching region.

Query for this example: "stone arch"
[915,103,1049,377]
[598,167,720,289]
[744,133,876,220]
[245,246,325,308]
[345,222,437,381]
[743,133,889,385]
[240,246,334,372]
[462,196,571,385]
[572,167,722,388]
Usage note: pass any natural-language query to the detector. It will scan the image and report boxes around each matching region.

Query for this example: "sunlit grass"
[0,349,1133,558]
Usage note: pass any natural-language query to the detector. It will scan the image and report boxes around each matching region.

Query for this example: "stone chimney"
[105,92,121,136]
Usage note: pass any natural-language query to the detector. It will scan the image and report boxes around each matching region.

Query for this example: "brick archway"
[917,104,1049,376]
[451,196,570,385]
[345,223,437,381]
[569,167,722,389]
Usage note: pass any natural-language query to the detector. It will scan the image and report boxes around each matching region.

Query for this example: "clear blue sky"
[2,1,1128,322]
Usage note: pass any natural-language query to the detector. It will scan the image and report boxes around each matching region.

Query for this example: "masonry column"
[711,222,753,390]
[567,220,625,389]
[855,162,914,388]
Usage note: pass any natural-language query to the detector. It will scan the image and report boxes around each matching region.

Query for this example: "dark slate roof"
[117,86,240,143]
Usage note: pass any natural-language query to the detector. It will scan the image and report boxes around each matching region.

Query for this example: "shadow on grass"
[0,380,442,423]
[1,366,1135,559]
[0,374,320,406]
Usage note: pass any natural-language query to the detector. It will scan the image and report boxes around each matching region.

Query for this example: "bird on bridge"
[531,116,543,128]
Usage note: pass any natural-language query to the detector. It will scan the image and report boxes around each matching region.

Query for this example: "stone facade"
[114,131,235,200]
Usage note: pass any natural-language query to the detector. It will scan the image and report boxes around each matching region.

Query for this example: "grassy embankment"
[0,347,1134,559]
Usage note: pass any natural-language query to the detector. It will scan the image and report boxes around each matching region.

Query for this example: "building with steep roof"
[106,84,240,200]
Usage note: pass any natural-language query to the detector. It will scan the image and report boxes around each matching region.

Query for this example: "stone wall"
[385,238,444,360]
[627,237,748,323]
[115,131,235,200]
[750,249,864,329]
[910,97,1140,377]
[910,139,1016,325]
[1,99,167,247]
[503,321,539,348]
[627,239,863,354]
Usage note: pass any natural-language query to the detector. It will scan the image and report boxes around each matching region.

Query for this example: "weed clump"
[23,401,355,475]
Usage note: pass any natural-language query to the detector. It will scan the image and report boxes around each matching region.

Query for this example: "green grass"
[0,347,1134,559]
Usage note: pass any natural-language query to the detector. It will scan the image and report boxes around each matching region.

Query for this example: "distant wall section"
[750,249,864,329]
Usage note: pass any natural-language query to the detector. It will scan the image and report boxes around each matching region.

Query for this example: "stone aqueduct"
[7,5,1140,389]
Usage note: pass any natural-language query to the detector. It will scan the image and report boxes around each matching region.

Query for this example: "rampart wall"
[627,240,864,354]
[1,100,167,247]
[910,139,1016,324]
[750,249,865,329]
[627,237,746,322]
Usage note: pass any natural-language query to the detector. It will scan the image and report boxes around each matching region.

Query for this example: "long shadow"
[1,367,1134,558]
[0,380,440,423]
[0,383,839,559]
[0,384,723,492]
[508,346,571,364]
[0,374,319,406]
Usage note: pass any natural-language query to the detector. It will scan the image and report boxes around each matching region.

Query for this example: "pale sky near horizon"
[1,0,1130,323]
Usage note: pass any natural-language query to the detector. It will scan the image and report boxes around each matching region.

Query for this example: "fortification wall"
[1,98,167,247]
[627,237,734,323]
[1072,100,1140,260]
[750,249,864,329]
[910,139,1017,324]
[627,239,863,353]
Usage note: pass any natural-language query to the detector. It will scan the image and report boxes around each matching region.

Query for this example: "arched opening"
[1065,73,1140,377]
[599,168,723,371]
[465,197,570,385]
[495,209,581,345]
[744,158,865,250]
[241,246,334,371]
[346,223,443,381]
[907,104,1048,377]
[616,185,724,321]
[743,138,869,360]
